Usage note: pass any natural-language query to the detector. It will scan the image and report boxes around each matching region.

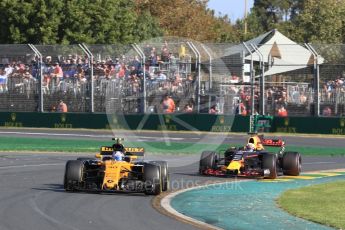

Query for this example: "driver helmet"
[112,151,124,161]
[246,143,255,151]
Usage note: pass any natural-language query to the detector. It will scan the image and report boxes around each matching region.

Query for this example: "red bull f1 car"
[63,138,168,195]
[199,133,301,179]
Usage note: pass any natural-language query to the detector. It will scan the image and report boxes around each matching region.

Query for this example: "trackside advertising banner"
[0,112,344,135]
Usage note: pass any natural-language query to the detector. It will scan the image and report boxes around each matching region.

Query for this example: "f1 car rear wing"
[261,138,285,147]
[100,146,145,156]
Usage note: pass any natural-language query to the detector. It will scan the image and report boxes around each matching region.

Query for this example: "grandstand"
[1,37,345,117]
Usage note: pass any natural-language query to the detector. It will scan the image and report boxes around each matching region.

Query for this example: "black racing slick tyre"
[282,152,301,176]
[149,161,169,192]
[199,151,217,175]
[64,160,84,191]
[144,163,162,195]
[262,154,277,179]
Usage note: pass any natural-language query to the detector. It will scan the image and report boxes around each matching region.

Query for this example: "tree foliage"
[0,0,345,44]
[135,0,238,42]
[0,0,63,44]
[245,0,345,43]
[0,0,162,44]
[296,0,345,43]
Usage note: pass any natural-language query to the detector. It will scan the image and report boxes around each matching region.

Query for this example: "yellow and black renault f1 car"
[199,133,301,179]
[63,138,168,195]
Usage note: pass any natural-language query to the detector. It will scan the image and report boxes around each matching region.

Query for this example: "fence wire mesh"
[0,43,345,117]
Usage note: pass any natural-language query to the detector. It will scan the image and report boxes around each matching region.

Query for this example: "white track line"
[29,192,80,230]
[0,131,111,138]
[303,162,337,165]
[161,185,225,230]
[0,131,200,140]
[160,180,252,230]
[0,163,64,170]
[160,168,345,229]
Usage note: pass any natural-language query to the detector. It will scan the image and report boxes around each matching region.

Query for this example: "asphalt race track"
[0,128,345,230]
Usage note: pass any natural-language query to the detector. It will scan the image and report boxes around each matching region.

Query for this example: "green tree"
[247,0,303,39]
[0,0,63,44]
[59,0,162,44]
[0,0,162,44]
[134,10,163,42]
[135,0,238,42]
[295,0,345,43]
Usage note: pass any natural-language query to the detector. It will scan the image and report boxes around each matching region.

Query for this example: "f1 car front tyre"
[262,154,277,179]
[199,151,217,175]
[149,161,169,192]
[282,152,301,176]
[64,160,84,191]
[144,164,162,195]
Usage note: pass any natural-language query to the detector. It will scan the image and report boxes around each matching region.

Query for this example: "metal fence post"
[308,44,320,117]
[79,44,94,113]
[200,44,212,90]
[243,42,255,115]
[132,44,146,113]
[28,44,43,112]
[186,42,200,113]
[306,43,319,117]
[190,42,201,113]
[251,44,265,115]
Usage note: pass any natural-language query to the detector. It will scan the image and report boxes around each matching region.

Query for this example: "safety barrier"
[1,112,345,135]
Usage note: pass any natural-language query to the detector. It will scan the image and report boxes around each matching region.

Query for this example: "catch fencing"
[0,41,345,117]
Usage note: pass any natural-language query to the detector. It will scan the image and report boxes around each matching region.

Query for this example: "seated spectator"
[230,74,239,83]
[322,106,332,116]
[184,104,193,113]
[51,62,63,85]
[131,56,141,70]
[236,101,247,116]
[162,95,175,113]
[149,52,158,66]
[0,69,7,93]
[299,92,307,104]
[325,80,334,100]
[23,71,35,82]
[277,105,288,117]
[172,74,182,92]
[57,100,68,112]
[161,47,170,62]
[64,64,77,79]
[155,71,167,81]
[209,105,218,114]
[117,64,126,78]
[4,63,13,77]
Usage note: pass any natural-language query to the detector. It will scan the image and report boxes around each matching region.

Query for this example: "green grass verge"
[277,181,345,229]
[0,136,344,155]
[0,136,219,154]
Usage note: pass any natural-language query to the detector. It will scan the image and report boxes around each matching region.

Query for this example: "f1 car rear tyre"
[64,160,84,191]
[199,151,217,175]
[262,154,277,179]
[282,152,301,176]
[149,161,169,192]
[144,164,162,195]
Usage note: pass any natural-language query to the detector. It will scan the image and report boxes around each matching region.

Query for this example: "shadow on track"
[31,184,148,197]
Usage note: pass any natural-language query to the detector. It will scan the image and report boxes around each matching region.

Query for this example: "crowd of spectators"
[0,61,38,95]
[322,77,345,102]
[0,42,197,113]
[221,82,312,116]
[3,44,345,116]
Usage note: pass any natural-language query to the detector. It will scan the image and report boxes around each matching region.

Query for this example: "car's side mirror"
[95,153,101,158]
